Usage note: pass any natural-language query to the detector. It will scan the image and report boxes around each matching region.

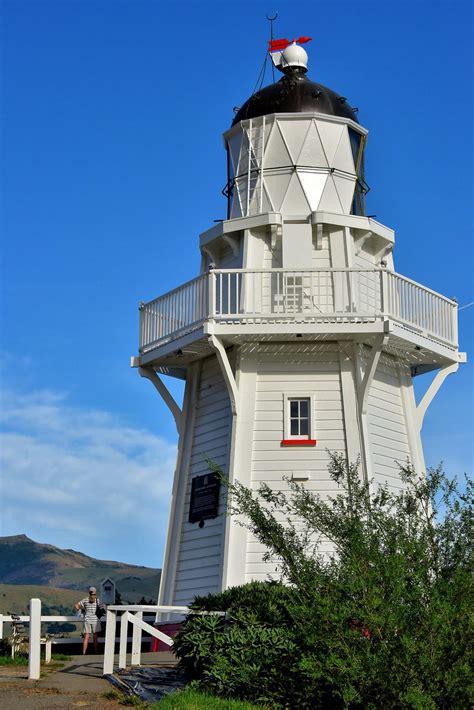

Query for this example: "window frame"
[281,393,317,446]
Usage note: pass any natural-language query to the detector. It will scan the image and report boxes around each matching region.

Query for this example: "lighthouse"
[132,39,464,607]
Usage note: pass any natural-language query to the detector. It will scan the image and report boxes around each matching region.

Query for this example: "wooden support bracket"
[138,367,183,435]
[374,243,393,264]
[200,244,220,264]
[314,223,324,250]
[223,234,240,256]
[416,362,459,431]
[270,223,282,250]
[357,331,389,416]
[208,335,238,416]
[354,231,372,256]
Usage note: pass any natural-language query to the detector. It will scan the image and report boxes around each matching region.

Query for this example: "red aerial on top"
[268,36,312,52]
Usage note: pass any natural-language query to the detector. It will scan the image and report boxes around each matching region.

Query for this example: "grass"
[102,688,266,709]
[0,652,72,666]
[0,582,81,614]
[150,688,265,709]
[0,654,29,666]
[102,689,148,707]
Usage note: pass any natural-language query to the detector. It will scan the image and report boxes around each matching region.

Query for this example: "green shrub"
[175,598,297,705]
[173,457,473,708]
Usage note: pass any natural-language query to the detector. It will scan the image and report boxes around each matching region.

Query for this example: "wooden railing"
[103,604,225,675]
[103,604,189,675]
[139,273,208,350]
[1,600,92,680]
[139,268,458,352]
[1,599,191,680]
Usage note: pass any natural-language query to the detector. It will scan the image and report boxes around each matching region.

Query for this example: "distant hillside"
[0,583,80,615]
[0,535,161,603]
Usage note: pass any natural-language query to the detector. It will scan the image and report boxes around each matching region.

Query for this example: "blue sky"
[1,0,472,568]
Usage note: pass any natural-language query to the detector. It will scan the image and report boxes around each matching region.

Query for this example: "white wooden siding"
[172,355,232,605]
[245,343,346,581]
[262,229,330,269]
[312,228,331,267]
[353,243,380,313]
[366,354,411,490]
[262,233,282,268]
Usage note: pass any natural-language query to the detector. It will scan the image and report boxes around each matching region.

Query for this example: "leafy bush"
[175,601,296,705]
[173,456,473,708]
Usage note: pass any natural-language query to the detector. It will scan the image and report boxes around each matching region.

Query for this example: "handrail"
[103,603,191,675]
[138,268,458,352]
[7,599,193,680]
[103,603,226,675]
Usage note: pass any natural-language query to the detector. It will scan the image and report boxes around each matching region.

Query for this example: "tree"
[174,456,473,708]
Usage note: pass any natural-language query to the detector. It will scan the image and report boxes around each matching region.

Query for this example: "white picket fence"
[0,599,86,680]
[1,599,192,680]
[1,599,225,680]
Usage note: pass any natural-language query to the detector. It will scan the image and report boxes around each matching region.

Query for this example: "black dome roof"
[232,67,358,126]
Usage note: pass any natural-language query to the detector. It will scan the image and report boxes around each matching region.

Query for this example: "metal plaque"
[188,473,220,524]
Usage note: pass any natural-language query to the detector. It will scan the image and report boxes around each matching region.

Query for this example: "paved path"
[0,652,178,709]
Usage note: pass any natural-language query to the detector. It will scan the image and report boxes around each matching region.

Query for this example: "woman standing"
[74,586,104,655]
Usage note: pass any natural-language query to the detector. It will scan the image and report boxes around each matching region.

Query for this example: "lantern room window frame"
[281,393,317,446]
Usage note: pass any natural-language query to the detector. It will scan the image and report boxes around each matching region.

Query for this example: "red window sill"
[281,439,317,447]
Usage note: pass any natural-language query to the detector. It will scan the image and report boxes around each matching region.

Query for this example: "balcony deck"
[136,268,460,371]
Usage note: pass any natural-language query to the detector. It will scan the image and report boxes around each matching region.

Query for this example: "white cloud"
[0,387,177,567]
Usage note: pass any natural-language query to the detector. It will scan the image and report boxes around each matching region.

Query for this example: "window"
[281,395,316,446]
[285,276,304,311]
[290,398,309,436]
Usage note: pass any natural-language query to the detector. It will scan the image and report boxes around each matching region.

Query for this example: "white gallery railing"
[139,268,458,352]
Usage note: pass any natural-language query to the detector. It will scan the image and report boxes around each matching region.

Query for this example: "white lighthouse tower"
[132,40,464,607]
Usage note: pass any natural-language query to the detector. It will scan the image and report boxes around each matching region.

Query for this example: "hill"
[0,535,161,605]
[0,583,80,615]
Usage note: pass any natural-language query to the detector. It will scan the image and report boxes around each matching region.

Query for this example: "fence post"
[131,611,142,667]
[28,598,41,680]
[45,639,52,664]
[0,614,3,641]
[119,611,129,670]
[103,609,117,676]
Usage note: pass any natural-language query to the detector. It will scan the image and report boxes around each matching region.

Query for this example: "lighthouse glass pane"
[348,128,361,169]
[348,128,366,216]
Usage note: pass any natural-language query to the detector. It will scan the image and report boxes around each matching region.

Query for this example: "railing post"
[138,302,145,354]
[119,611,129,670]
[103,609,117,676]
[380,269,386,315]
[131,611,142,667]
[209,269,216,319]
[28,598,41,681]
[452,302,458,346]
